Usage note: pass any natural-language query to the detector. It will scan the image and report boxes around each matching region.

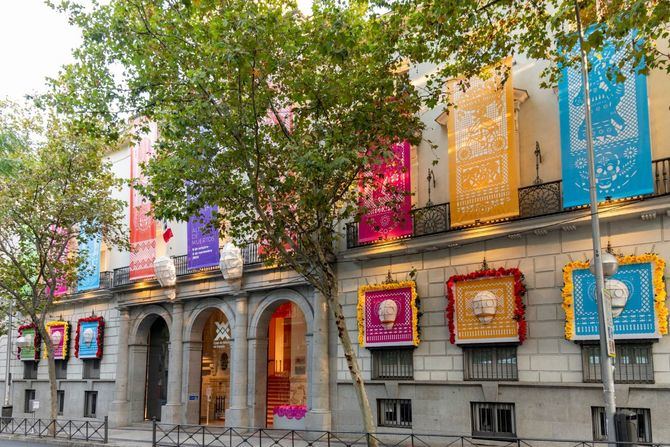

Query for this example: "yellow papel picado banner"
[447,58,519,227]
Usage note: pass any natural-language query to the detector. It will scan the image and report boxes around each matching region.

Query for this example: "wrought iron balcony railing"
[111,242,262,288]
[55,271,114,299]
[346,157,670,249]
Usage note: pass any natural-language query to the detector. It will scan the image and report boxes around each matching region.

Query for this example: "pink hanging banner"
[129,122,157,280]
[358,140,412,244]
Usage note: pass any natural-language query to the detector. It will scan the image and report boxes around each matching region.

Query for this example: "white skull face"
[51,331,62,347]
[595,152,621,191]
[83,328,95,347]
[472,291,498,324]
[377,299,398,330]
[604,279,630,318]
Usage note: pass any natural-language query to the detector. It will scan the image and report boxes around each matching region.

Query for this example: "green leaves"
[0,101,126,317]
[54,0,423,289]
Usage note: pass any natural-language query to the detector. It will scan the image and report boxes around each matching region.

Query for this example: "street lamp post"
[3,300,12,412]
[574,1,617,444]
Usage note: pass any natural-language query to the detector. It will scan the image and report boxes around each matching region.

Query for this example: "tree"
[384,0,669,104]
[0,101,126,421]
[53,0,423,434]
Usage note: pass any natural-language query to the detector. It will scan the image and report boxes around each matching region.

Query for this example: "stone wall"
[333,213,670,438]
[0,297,119,419]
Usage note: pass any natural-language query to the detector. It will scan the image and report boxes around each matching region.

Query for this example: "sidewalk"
[0,424,154,447]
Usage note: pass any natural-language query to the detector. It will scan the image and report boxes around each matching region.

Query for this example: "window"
[592,407,652,442]
[56,360,67,380]
[464,346,518,381]
[23,361,38,380]
[84,391,97,418]
[24,389,36,413]
[57,390,65,416]
[372,348,414,380]
[471,402,516,438]
[377,399,412,428]
[83,359,100,380]
[582,343,654,383]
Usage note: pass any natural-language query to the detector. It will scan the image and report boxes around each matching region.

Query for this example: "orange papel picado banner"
[447,58,519,227]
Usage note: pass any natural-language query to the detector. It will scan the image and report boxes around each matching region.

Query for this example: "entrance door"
[200,310,231,425]
[266,302,307,427]
[145,318,169,421]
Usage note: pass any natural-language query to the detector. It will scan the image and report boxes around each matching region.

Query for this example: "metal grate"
[84,391,98,418]
[592,407,652,442]
[471,402,516,438]
[57,390,65,416]
[377,399,412,428]
[372,349,414,380]
[463,346,518,381]
[582,343,654,383]
[23,361,38,380]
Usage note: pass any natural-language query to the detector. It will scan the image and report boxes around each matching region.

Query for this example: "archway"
[265,302,307,428]
[199,309,231,425]
[145,317,169,421]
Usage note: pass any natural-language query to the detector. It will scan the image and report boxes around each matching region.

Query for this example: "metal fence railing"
[151,422,670,447]
[0,416,108,443]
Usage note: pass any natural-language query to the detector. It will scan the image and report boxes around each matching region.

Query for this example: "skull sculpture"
[604,279,630,318]
[83,327,95,347]
[377,299,399,330]
[51,330,62,348]
[472,291,498,324]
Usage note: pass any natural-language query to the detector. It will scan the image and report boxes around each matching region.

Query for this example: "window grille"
[56,360,67,380]
[24,389,35,413]
[83,359,101,380]
[372,349,414,380]
[592,407,652,442]
[471,402,516,438]
[377,399,412,428]
[23,361,38,380]
[57,390,65,416]
[464,346,518,381]
[84,391,98,418]
[582,343,654,383]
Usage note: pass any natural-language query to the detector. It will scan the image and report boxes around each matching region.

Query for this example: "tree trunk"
[38,323,58,434]
[322,281,377,444]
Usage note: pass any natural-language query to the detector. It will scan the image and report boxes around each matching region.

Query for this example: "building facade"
[1,51,670,441]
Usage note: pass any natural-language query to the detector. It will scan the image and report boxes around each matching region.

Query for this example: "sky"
[0,0,82,101]
[0,0,313,102]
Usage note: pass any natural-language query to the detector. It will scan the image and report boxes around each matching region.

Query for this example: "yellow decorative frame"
[562,253,668,340]
[357,280,419,347]
[44,320,70,360]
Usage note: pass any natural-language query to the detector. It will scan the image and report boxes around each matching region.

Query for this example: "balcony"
[54,271,114,300]
[346,157,670,249]
[112,242,262,288]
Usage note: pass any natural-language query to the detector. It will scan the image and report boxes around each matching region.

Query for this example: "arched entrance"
[199,310,231,425]
[145,317,169,421]
[265,302,307,427]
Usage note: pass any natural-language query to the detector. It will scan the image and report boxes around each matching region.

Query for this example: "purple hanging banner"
[187,205,220,270]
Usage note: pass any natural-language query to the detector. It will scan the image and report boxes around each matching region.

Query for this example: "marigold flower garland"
[74,315,105,359]
[17,323,41,361]
[446,267,527,345]
[44,321,70,360]
[562,253,668,339]
[357,280,420,347]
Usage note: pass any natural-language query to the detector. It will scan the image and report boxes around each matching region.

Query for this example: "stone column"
[108,308,130,428]
[226,293,249,427]
[162,301,184,424]
[306,290,332,431]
